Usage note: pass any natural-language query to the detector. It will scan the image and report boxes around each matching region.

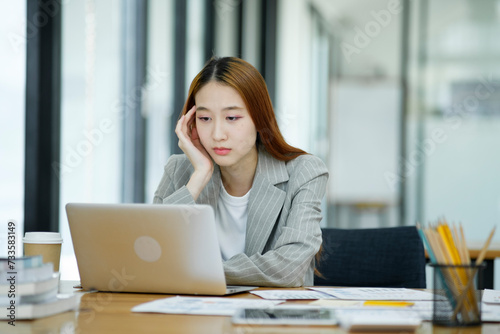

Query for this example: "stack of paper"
[481,289,500,322]
[308,287,434,300]
[247,287,436,322]
[132,296,284,316]
[0,256,77,322]
[250,290,335,300]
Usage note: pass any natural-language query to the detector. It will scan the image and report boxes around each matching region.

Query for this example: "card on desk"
[335,309,422,332]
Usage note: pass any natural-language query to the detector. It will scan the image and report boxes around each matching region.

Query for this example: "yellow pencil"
[363,301,414,308]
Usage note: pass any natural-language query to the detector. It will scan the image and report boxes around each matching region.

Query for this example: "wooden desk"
[4,281,500,334]
[469,241,500,289]
[467,242,500,259]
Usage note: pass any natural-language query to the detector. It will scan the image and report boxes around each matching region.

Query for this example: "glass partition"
[407,0,500,241]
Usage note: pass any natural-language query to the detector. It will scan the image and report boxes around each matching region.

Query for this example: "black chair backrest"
[314,226,426,288]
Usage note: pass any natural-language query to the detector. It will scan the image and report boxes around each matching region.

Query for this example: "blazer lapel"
[245,149,288,255]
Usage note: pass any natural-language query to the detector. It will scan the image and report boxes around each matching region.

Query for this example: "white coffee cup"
[23,232,63,272]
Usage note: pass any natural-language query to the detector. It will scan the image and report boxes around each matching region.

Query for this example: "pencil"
[452,226,496,318]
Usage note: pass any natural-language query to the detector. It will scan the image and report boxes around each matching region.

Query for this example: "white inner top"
[215,180,250,261]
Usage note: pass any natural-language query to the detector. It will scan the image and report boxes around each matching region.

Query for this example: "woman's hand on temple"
[175,106,213,200]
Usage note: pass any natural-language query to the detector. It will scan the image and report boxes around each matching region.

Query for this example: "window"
[0,2,26,257]
[59,0,123,279]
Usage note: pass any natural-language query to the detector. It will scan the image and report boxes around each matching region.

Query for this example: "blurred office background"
[1,0,499,283]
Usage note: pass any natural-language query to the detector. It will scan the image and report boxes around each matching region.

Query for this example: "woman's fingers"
[175,106,196,144]
[175,106,211,166]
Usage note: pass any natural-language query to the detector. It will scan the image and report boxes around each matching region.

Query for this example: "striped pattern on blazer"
[153,147,329,287]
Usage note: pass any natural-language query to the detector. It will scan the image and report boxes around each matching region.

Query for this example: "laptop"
[66,203,256,295]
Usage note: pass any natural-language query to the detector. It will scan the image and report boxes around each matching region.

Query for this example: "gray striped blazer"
[153,147,329,287]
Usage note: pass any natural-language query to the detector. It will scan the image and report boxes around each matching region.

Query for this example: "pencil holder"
[431,263,485,326]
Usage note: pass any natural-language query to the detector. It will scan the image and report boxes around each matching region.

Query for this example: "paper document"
[308,287,435,301]
[481,302,500,322]
[309,300,362,307]
[479,289,500,322]
[309,299,433,321]
[131,296,283,316]
[483,289,500,304]
[251,290,336,300]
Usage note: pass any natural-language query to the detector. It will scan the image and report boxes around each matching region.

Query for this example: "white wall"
[330,79,400,204]
[324,0,402,79]
[424,118,500,241]
[276,0,313,152]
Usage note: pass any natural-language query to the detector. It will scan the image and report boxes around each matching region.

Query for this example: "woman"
[154,57,328,287]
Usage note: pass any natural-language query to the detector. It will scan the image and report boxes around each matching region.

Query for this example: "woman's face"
[195,82,258,170]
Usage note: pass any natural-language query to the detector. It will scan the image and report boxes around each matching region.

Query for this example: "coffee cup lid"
[23,232,63,244]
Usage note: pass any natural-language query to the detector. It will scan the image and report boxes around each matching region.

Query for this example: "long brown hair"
[182,56,306,161]
[182,56,323,278]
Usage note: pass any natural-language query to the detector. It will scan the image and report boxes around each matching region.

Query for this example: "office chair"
[314,226,426,288]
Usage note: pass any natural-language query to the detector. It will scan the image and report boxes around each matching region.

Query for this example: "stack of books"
[0,255,77,322]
